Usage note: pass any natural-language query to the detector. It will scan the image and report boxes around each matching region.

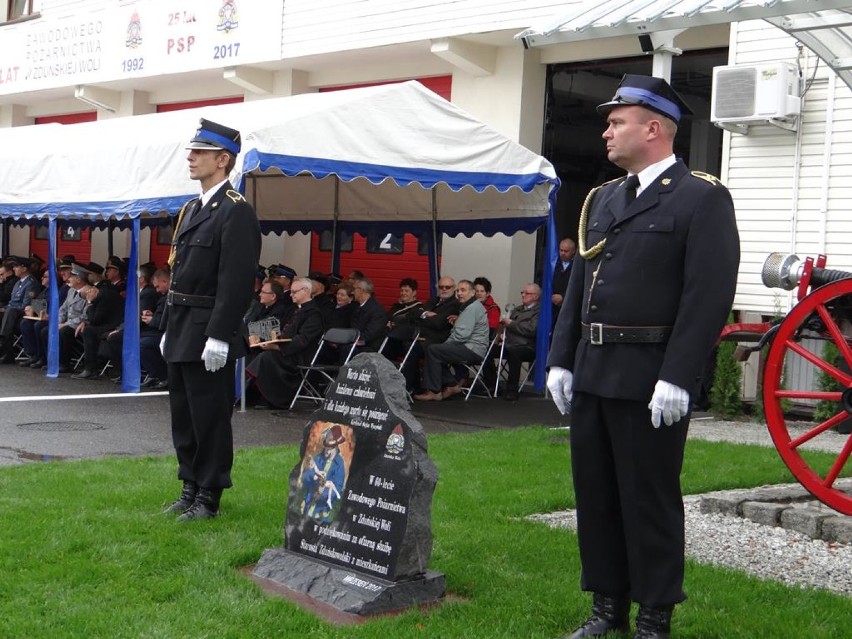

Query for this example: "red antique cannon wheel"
[762,278,852,515]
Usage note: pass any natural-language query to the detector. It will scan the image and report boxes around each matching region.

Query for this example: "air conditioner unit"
[711,62,801,130]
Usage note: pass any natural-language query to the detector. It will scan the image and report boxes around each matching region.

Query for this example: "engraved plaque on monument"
[252,353,444,615]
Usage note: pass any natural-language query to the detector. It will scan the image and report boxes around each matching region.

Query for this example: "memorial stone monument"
[252,353,444,615]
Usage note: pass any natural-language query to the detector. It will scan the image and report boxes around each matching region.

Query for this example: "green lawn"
[0,427,848,638]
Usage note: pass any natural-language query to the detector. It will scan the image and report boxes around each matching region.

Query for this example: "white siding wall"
[281,0,570,57]
[727,20,852,317]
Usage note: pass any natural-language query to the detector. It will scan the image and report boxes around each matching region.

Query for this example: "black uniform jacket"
[351,295,388,350]
[547,160,740,401]
[164,182,261,363]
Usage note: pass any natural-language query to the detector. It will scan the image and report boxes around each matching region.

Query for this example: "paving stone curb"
[698,478,852,544]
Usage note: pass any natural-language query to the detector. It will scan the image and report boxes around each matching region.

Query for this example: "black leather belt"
[582,322,672,345]
[166,290,215,308]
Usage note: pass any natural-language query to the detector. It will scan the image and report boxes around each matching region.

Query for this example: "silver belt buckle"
[166,291,174,306]
[589,322,604,345]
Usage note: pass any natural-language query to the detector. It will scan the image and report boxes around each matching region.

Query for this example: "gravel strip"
[530,418,852,596]
[688,416,849,453]
[529,500,852,596]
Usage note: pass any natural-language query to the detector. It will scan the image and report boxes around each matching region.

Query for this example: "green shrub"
[710,316,743,419]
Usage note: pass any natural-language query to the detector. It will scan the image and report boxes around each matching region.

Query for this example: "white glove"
[201,337,229,372]
[648,380,690,428]
[546,366,573,415]
[159,333,166,357]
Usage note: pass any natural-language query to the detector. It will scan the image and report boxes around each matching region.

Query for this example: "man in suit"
[161,118,261,522]
[350,276,387,354]
[246,276,324,408]
[499,283,541,401]
[547,75,740,639]
[551,237,575,331]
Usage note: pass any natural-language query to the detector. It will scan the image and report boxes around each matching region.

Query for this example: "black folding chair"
[289,328,360,409]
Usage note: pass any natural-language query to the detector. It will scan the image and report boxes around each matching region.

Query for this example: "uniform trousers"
[570,391,689,607]
[168,360,236,490]
[19,317,43,359]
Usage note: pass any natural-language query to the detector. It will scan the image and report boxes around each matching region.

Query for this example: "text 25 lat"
[122,58,144,72]
[213,43,240,60]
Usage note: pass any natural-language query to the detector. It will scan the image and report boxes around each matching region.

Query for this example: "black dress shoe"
[177,488,221,522]
[164,481,198,515]
[140,377,159,388]
[633,606,672,639]
[29,358,45,369]
[18,357,35,368]
[153,379,169,389]
[562,594,630,639]
[71,369,97,380]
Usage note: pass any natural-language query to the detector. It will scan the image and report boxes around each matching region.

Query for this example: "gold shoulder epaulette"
[691,171,722,186]
[225,189,245,203]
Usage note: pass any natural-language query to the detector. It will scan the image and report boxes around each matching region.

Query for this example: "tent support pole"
[120,218,141,393]
[428,187,439,298]
[331,176,341,275]
[46,219,60,378]
[1,218,9,256]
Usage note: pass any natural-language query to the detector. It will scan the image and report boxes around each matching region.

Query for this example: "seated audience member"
[71,271,125,379]
[473,277,501,333]
[268,264,297,325]
[138,269,170,388]
[0,256,40,364]
[0,259,17,308]
[103,255,128,296]
[401,276,460,391]
[245,279,290,326]
[414,279,489,401]
[40,264,90,373]
[309,273,335,327]
[104,265,163,384]
[349,277,388,356]
[246,277,324,409]
[328,283,355,329]
[498,283,541,401]
[383,277,425,360]
[57,256,74,305]
[85,261,106,287]
[18,269,51,367]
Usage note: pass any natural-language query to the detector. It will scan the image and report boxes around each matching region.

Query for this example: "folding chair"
[289,328,360,408]
[463,331,503,400]
[12,334,28,361]
[379,328,421,402]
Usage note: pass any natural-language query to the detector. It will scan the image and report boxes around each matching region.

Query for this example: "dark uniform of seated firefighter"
[546,75,739,639]
[246,277,323,409]
[71,269,125,379]
[161,118,261,522]
[0,256,40,364]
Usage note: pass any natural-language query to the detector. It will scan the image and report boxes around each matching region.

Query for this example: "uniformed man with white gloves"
[160,118,261,522]
[546,75,739,639]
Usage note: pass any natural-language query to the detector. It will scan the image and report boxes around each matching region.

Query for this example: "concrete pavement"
[0,364,566,467]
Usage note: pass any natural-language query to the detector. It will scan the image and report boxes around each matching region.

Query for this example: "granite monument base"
[252,547,446,616]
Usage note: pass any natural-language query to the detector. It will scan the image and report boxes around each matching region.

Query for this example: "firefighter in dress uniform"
[161,118,261,521]
[546,75,740,639]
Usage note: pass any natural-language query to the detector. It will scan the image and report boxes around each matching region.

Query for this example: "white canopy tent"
[0,82,560,391]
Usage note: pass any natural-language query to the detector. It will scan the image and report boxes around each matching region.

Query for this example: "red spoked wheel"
[762,278,852,515]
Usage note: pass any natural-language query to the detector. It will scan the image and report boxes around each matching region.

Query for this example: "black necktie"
[184,198,201,226]
[623,174,640,203]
